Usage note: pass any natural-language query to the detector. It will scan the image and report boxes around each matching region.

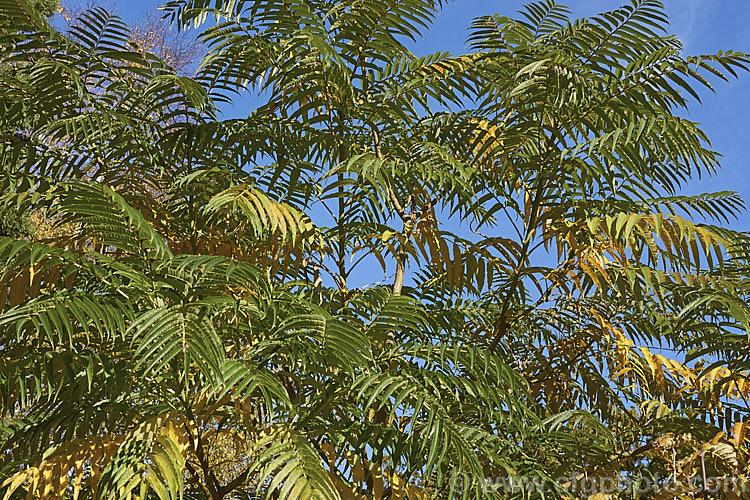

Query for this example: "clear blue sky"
[107,0,750,230]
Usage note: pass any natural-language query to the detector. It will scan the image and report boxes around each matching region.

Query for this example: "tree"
[25,0,204,241]
[1,0,750,498]
[58,1,203,75]
[130,9,202,76]
[0,0,59,238]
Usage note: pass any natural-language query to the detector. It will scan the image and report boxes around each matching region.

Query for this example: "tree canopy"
[1,0,750,498]
[0,0,58,238]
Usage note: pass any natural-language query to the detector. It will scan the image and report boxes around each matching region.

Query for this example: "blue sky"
[109,0,750,229]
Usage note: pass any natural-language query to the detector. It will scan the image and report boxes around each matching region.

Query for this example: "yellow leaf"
[733,422,748,448]
[638,346,657,376]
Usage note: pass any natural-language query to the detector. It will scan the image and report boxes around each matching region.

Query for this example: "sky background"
[103,0,750,230]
